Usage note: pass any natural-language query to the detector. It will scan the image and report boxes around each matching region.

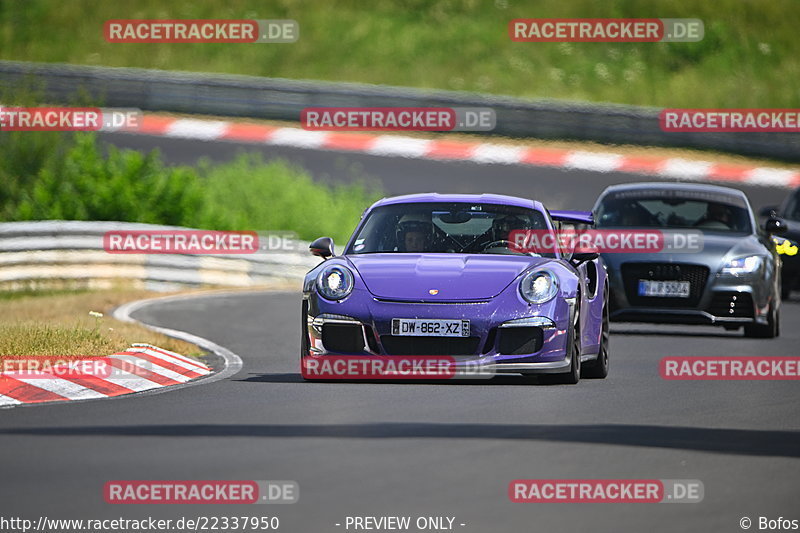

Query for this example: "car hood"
[346,254,544,300]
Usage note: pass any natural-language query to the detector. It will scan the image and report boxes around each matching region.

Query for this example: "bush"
[0,130,66,219]
[9,134,205,226]
[0,133,380,244]
[196,154,380,245]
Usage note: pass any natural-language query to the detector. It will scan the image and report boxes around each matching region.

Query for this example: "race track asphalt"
[0,133,797,533]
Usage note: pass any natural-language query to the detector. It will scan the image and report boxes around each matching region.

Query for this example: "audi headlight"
[519,269,558,304]
[721,255,764,276]
[316,265,354,300]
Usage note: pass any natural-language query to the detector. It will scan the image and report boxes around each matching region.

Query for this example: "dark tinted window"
[596,190,752,233]
[347,202,550,256]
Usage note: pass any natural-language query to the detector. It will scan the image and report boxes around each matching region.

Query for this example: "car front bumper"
[609,277,773,326]
[304,287,575,368]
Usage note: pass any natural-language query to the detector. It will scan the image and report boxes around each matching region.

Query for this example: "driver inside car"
[396,213,434,252]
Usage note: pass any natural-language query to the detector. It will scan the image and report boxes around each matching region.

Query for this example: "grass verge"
[1,0,797,108]
[0,288,201,361]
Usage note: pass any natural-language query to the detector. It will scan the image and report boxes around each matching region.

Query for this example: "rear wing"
[549,210,594,226]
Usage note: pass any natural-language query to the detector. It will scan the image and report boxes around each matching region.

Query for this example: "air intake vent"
[621,263,709,308]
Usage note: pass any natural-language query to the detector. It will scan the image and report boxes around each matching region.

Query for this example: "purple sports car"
[301,193,610,384]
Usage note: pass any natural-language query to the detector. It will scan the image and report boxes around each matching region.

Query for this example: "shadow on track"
[2,423,799,458]
[235,373,586,386]
[609,327,740,338]
[609,300,800,338]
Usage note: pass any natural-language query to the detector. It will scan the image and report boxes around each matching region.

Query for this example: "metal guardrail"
[0,220,319,291]
[1,60,798,161]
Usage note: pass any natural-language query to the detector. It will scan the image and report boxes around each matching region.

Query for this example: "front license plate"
[391,318,470,337]
[638,280,691,298]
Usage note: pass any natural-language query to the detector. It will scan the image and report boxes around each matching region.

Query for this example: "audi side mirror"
[764,218,788,235]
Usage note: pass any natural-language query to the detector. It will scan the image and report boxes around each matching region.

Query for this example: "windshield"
[346,202,551,256]
[595,191,752,233]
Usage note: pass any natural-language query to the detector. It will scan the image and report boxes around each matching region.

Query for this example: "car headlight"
[316,265,355,300]
[519,269,559,304]
[721,255,764,276]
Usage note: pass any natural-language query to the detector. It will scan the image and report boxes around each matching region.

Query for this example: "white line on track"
[114,292,245,385]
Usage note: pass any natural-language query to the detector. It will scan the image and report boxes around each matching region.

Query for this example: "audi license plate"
[638,280,690,298]
[391,318,470,337]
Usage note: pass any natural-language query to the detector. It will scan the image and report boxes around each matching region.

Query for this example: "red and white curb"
[110,114,800,188]
[0,344,211,407]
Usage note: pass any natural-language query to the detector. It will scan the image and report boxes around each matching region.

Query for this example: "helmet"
[397,213,433,252]
[491,214,527,239]
[398,213,432,230]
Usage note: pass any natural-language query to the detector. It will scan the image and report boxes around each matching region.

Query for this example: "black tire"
[744,303,779,338]
[552,301,581,384]
[582,290,609,379]
[300,301,318,381]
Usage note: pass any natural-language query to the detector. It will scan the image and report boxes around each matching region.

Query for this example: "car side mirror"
[571,251,599,264]
[310,237,335,258]
[764,218,788,235]
[759,205,779,218]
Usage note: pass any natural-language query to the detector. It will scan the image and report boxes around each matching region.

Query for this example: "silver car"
[593,182,781,338]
